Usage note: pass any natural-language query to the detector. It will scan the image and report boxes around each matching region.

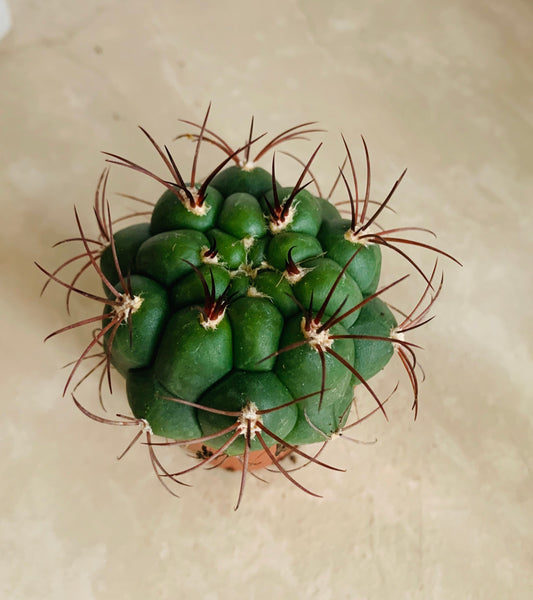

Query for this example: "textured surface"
[1,1,532,598]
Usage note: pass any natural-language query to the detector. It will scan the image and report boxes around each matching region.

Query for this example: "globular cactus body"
[106,171,386,450]
[38,112,458,507]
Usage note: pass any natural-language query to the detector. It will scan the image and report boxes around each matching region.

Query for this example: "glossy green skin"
[218,193,267,239]
[274,316,355,409]
[100,223,151,293]
[348,297,397,382]
[263,187,322,237]
[227,272,250,298]
[209,165,275,199]
[227,297,284,371]
[150,185,224,234]
[100,164,395,456]
[284,377,354,445]
[198,371,297,455]
[292,258,364,329]
[170,264,231,310]
[154,307,233,401]
[265,231,323,272]
[205,229,246,268]
[103,275,170,375]
[247,234,270,267]
[127,368,202,439]
[317,196,343,222]
[318,218,382,295]
[136,229,209,286]
[253,271,298,317]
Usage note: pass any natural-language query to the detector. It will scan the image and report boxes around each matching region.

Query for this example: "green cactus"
[38,110,458,509]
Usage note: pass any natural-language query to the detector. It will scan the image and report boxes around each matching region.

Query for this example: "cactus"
[37,108,459,509]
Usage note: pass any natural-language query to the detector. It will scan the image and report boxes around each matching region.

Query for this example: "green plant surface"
[39,115,455,507]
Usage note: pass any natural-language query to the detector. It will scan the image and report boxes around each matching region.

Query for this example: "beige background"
[1,1,532,599]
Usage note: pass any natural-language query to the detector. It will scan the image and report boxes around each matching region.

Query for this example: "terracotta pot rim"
[186,442,294,472]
